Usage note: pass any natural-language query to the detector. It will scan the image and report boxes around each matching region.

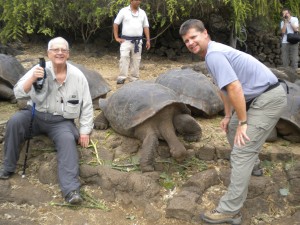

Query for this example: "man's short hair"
[179,19,206,36]
[48,37,69,50]
[282,8,291,14]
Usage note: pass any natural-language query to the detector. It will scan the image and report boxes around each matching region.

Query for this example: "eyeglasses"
[49,48,69,54]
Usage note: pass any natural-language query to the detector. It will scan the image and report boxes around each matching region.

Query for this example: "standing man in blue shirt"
[180,19,287,224]
[113,0,151,84]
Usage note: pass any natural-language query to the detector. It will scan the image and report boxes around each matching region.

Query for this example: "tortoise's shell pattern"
[70,62,111,100]
[280,81,300,130]
[156,68,223,116]
[99,81,185,136]
[0,54,25,88]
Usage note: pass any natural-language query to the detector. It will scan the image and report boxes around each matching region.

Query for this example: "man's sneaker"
[0,168,14,179]
[201,209,242,225]
[65,190,83,205]
[116,78,125,84]
[252,164,263,176]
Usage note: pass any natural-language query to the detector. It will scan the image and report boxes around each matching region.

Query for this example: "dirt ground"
[0,43,299,225]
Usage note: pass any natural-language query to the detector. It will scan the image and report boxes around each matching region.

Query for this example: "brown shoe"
[201,209,242,224]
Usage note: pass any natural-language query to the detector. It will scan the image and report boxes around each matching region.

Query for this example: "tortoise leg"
[158,119,187,163]
[0,84,15,102]
[173,114,202,142]
[139,133,159,172]
[283,135,300,143]
[94,112,109,130]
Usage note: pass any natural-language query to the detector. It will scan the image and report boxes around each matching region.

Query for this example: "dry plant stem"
[90,139,102,165]
[50,212,62,221]
[81,191,110,211]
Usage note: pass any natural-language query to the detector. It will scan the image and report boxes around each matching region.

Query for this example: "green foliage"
[0,0,298,44]
[159,172,176,190]
[142,0,216,30]
[224,0,282,39]
[224,0,252,37]
[109,0,128,17]
[282,0,300,17]
[51,0,111,43]
[0,0,54,43]
[0,0,111,44]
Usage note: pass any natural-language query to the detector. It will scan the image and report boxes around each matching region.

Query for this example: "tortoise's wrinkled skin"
[0,54,25,102]
[94,81,202,172]
[156,68,224,117]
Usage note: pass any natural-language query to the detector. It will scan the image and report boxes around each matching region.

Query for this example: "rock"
[143,203,162,222]
[195,145,216,161]
[166,192,199,221]
[182,169,219,195]
[286,161,300,204]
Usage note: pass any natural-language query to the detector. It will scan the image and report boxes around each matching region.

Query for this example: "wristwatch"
[238,120,247,126]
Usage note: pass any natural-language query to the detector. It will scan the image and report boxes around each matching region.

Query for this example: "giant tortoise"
[0,54,25,102]
[270,67,299,83]
[275,80,300,142]
[94,81,202,172]
[70,62,111,109]
[155,68,224,117]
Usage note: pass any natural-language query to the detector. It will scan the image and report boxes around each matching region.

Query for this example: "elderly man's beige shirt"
[14,61,94,134]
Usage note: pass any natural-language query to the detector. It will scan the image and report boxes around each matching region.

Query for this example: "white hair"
[47,37,69,50]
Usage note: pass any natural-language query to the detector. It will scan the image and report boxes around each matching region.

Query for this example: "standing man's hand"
[234,124,250,147]
[116,37,125,44]
[146,39,151,50]
[78,134,90,148]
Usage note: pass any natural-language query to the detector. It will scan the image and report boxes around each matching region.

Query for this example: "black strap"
[278,79,289,94]
[121,35,143,53]
[263,81,280,93]
[246,79,289,111]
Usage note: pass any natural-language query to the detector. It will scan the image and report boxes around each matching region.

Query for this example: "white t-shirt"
[280,16,299,43]
[114,5,149,37]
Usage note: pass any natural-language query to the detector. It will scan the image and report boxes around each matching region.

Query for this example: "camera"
[33,58,47,91]
[284,15,288,19]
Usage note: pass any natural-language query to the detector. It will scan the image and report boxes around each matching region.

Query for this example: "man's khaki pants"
[118,40,142,82]
[217,85,287,214]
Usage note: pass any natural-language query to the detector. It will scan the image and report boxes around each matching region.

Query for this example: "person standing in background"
[113,0,151,84]
[280,8,299,71]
